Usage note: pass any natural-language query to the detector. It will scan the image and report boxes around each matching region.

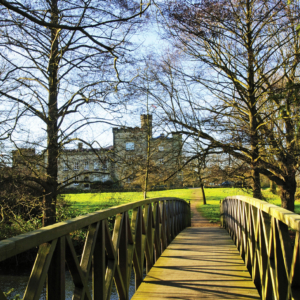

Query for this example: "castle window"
[84,176,90,188]
[102,174,109,182]
[126,142,134,151]
[94,174,100,181]
[84,161,89,170]
[126,176,133,183]
[74,162,79,170]
[159,146,164,151]
[126,155,134,164]
[63,176,68,183]
[159,158,164,164]
[74,176,79,185]
[102,162,107,170]
[63,162,68,171]
[94,162,99,170]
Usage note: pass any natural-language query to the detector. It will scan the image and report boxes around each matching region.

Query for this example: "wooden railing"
[0,197,190,300]
[220,195,300,300]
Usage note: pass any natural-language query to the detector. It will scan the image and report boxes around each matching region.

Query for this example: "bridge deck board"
[132,227,260,299]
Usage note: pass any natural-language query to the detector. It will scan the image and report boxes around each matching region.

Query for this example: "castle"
[12,115,183,190]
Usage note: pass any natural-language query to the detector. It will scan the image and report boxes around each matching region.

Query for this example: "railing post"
[153,201,161,261]
[119,212,129,299]
[165,201,171,244]
[144,204,153,273]
[189,201,191,227]
[161,201,168,251]
[93,220,105,300]
[47,236,65,300]
[174,201,179,235]
[132,207,143,290]
[181,201,184,230]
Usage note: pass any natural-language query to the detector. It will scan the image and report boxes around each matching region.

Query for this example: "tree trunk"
[43,192,56,227]
[143,160,149,199]
[280,175,296,212]
[143,115,151,200]
[43,0,59,226]
[252,169,262,199]
[270,180,277,194]
[245,1,262,201]
[200,182,206,205]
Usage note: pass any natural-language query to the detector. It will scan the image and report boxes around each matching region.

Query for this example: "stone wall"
[112,116,183,188]
[57,147,113,190]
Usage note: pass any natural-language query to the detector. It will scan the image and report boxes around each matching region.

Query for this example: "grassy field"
[59,189,194,220]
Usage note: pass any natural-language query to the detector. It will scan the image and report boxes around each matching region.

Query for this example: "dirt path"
[190,188,220,228]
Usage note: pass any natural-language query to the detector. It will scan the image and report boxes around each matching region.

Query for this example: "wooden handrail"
[0,197,191,300]
[220,195,300,300]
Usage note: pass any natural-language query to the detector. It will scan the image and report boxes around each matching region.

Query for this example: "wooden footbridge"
[0,194,299,299]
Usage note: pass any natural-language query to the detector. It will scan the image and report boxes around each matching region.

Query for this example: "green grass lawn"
[196,188,300,223]
[59,189,194,220]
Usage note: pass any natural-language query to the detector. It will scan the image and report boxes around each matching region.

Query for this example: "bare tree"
[0,0,150,225]
[148,0,300,210]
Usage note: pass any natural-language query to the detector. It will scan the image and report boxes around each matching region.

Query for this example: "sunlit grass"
[61,189,193,216]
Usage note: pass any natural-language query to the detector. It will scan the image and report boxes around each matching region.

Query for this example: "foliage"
[0,169,43,240]
[0,217,42,241]
[295,190,300,201]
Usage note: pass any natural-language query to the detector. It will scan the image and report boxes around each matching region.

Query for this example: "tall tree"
[150,0,300,210]
[0,0,150,225]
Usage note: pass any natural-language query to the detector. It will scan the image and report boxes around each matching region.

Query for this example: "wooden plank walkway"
[132,190,260,299]
[132,227,260,299]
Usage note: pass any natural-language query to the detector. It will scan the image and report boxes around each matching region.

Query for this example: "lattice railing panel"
[221,196,300,300]
[0,197,190,300]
